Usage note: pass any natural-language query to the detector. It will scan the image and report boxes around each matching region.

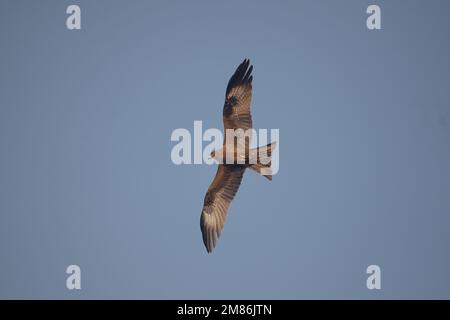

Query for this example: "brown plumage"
[200,59,276,253]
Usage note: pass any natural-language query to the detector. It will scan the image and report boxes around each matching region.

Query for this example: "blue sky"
[1,0,450,298]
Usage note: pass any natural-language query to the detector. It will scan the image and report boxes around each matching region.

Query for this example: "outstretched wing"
[200,165,246,252]
[223,59,253,133]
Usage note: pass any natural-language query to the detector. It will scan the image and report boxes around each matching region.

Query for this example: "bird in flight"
[200,59,276,253]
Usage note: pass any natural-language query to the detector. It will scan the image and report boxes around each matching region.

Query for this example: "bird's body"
[200,59,276,253]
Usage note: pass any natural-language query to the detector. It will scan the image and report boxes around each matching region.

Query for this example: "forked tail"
[249,142,277,181]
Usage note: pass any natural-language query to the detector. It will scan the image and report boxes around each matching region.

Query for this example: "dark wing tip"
[226,58,253,96]
[200,212,216,253]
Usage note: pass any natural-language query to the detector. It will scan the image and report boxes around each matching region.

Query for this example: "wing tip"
[226,58,253,95]
[200,212,218,253]
[203,233,216,253]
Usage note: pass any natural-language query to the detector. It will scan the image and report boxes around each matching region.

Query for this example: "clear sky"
[1,0,450,299]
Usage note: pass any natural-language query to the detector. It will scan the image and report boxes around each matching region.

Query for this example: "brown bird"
[200,59,276,253]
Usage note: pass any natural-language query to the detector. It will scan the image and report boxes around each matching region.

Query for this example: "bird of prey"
[200,59,276,253]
